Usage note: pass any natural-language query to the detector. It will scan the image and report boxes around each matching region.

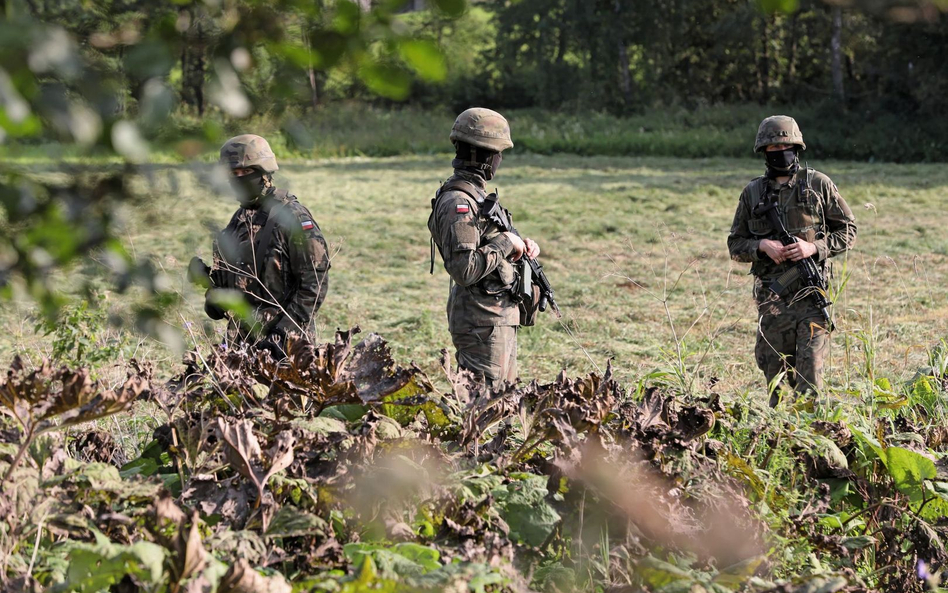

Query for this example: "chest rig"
[746,168,823,245]
[428,178,516,296]
[217,189,291,302]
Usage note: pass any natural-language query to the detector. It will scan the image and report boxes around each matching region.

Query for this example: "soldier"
[428,108,540,388]
[189,134,331,354]
[728,116,856,406]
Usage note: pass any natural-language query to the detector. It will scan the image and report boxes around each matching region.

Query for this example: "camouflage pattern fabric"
[428,170,520,332]
[449,108,514,152]
[728,167,856,401]
[754,280,830,406]
[219,134,280,173]
[452,325,518,389]
[754,115,806,152]
[428,169,520,385]
[207,189,330,342]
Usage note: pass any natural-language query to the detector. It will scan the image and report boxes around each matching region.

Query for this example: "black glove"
[204,288,227,320]
[187,256,212,288]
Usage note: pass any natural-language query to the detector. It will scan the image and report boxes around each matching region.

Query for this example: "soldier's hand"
[505,232,526,261]
[785,240,817,261]
[759,239,788,264]
[524,238,540,259]
[187,256,212,288]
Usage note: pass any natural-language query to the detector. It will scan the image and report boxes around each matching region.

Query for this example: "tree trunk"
[614,0,633,109]
[181,16,206,115]
[302,29,318,111]
[758,14,770,104]
[786,12,798,102]
[830,6,845,103]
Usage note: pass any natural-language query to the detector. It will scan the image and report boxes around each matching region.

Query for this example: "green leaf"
[358,62,411,101]
[841,535,876,550]
[62,537,167,591]
[491,473,561,547]
[635,556,695,587]
[206,289,252,322]
[398,40,447,82]
[431,0,466,17]
[343,542,441,579]
[389,543,440,572]
[883,446,936,501]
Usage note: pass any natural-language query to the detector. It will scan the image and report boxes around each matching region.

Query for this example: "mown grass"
[3,153,947,411]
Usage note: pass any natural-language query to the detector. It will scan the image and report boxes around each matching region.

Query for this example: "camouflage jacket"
[728,167,856,293]
[208,188,330,335]
[428,170,520,332]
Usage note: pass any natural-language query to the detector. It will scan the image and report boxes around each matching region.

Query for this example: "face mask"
[229,170,266,208]
[765,148,797,172]
[483,152,503,180]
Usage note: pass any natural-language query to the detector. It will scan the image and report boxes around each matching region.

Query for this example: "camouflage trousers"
[451,325,518,389]
[755,286,830,406]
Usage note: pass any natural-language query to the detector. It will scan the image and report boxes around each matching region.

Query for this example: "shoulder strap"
[440,178,484,202]
[747,176,767,209]
[253,190,289,281]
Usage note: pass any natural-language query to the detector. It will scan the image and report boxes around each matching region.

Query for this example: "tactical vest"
[745,168,825,280]
[428,178,516,295]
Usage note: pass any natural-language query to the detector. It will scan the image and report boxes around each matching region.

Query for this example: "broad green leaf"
[883,446,936,501]
[398,40,447,82]
[62,538,167,591]
[358,63,411,101]
[491,473,561,547]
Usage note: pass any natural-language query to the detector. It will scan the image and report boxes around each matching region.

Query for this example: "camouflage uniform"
[727,117,857,403]
[205,135,330,349]
[429,108,520,387]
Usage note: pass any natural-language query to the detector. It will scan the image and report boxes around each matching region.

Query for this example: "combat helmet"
[754,116,806,153]
[450,108,514,152]
[219,134,279,173]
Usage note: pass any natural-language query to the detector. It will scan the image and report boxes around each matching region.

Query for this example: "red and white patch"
[456,204,470,214]
[301,220,315,230]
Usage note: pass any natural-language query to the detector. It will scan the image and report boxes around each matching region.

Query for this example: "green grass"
[3,152,947,405]
[4,103,946,165]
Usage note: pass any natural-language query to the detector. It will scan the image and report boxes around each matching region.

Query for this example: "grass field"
[3,153,947,404]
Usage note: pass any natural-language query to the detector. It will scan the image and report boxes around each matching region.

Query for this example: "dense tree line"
[478,0,947,117]
[9,0,947,119]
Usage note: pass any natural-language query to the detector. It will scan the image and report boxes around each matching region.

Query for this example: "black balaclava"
[453,141,502,181]
[764,148,799,179]
[229,169,271,208]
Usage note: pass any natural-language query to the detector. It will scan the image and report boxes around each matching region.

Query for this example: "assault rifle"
[753,191,834,331]
[481,191,561,318]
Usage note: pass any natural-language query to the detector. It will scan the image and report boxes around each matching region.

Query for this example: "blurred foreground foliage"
[0,0,464,336]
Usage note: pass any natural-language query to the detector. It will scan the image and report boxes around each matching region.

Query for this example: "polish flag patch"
[301,220,315,230]
[456,204,470,214]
